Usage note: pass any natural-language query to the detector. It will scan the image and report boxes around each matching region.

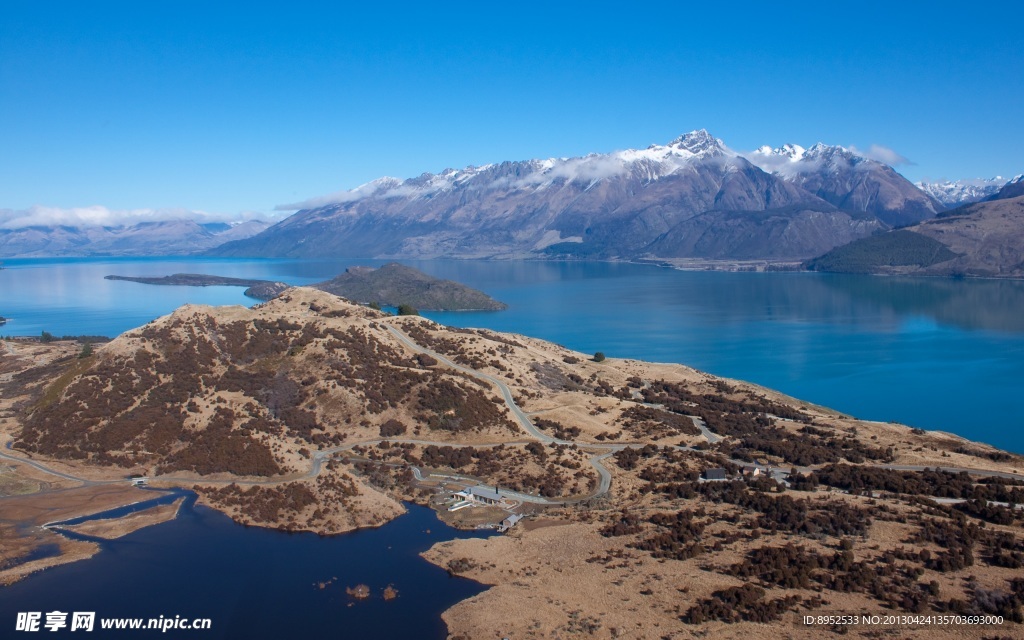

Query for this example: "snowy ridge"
[285,130,739,210]
[755,143,806,162]
[746,142,873,177]
[745,140,941,225]
[278,129,1010,232]
[915,177,1006,207]
[218,127,946,261]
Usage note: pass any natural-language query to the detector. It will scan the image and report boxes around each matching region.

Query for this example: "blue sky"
[1,1,1022,222]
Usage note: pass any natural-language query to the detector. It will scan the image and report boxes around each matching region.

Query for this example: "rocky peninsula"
[104,274,289,300]
[105,262,506,310]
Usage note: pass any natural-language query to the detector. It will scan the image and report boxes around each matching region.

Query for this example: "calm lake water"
[2,256,1023,454]
[0,500,490,639]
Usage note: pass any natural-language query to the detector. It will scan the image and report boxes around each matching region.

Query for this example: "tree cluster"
[681,584,801,624]
[199,482,317,527]
[617,406,700,439]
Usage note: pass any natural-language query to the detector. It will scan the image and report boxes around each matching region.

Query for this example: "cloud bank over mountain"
[0,205,279,230]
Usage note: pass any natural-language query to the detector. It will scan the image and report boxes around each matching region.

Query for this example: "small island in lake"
[105,262,507,310]
[104,274,290,300]
[313,262,507,311]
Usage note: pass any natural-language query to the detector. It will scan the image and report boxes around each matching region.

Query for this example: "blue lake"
[0,499,490,639]
[2,257,1023,452]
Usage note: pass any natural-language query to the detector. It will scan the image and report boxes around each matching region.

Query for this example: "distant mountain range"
[3,131,1019,271]
[915,177,1007,207]
[0,219,270,258]
[747,143,942,226]
[213,131,1019,264]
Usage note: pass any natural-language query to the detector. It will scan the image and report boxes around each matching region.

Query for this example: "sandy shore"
[58,498,184,539]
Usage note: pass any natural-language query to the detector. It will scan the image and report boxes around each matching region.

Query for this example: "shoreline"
[5,252,1024,281]
[0,484,184,586]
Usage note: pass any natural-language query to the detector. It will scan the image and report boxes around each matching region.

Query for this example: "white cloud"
[743,149,796,174]
[745,142,914,175]
[546,155,626,182]
[849,144,913,166]
[275,177,405,211]
[0,205,279,230]
[276,155,644,211]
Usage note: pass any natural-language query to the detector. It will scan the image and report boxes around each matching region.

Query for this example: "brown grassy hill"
[16,289,517,476]
[914,195,1024,277]
[807,195,1024,278]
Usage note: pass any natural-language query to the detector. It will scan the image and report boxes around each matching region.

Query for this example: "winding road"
[383,324,557,444]
[384,322,615,503]
[1,440,116,486]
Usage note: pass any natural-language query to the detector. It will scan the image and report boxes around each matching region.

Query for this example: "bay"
[0,500,489,639]
[1,257,1022,453]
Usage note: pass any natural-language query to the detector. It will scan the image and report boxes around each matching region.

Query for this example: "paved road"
[688,415,721,444]
[0,439,115,486]
[879,464,1024,482]
[383,323,557,444]
[383,321,618,503]
[587,451,615,499]
[629,383,720,445]
[932,497,1024,510]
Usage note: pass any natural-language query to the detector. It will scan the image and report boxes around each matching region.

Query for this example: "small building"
[499,513,524,532]
[450,486,503,505]
[702,468,728,481]
[467,486,502,505]
[741,466,761,477]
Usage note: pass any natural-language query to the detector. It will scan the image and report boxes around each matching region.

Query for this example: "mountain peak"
[804,142,853,158]
[915,177,1006,207]
[668,129,725,156]
[758,143,806,161]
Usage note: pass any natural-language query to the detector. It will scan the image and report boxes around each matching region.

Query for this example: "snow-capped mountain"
[753,143,806,164]
[216,130,888,261]
[315,129,741,204]
[987,174,1024,201]
[0,219,271,257]
[10,130,1012,264]
[748,143,941,226]
[916,177,1006,208]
